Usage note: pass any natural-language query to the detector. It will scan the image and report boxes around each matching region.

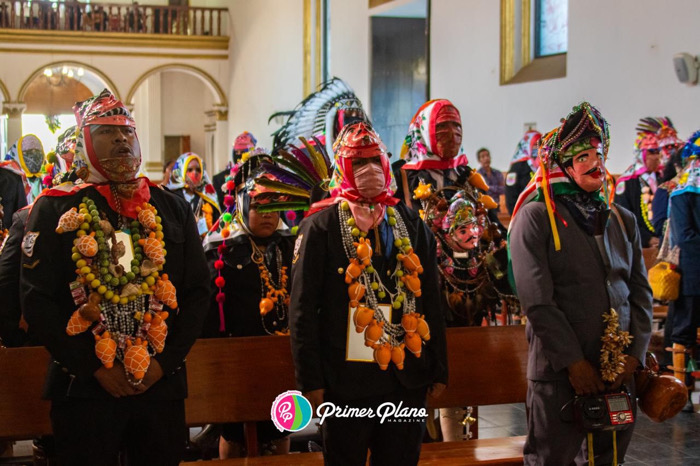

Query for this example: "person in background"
[504,130,542,215]
[666,131,700,413]
[160,159,176,188]
[4,134,46,202]
[395,99,470,210]
[509,102,652,465]
[20,89,210,465]
[213,131,257,209]
[476,147,505,199]
[204,154,294,458]
[615,117,681,248]
[166,152,221,237]
[0,163,28,230]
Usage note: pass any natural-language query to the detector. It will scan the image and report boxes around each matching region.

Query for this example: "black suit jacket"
[290,201,448,401]
[21,185,210,400]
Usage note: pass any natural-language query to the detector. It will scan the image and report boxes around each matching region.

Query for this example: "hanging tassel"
[539,158,561,251]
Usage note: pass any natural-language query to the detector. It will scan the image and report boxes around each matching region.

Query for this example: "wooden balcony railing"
[0,1,228,36]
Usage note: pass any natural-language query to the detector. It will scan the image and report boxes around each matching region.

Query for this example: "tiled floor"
[478,388,700,466]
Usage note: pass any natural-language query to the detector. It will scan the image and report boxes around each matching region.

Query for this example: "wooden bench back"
[0,325,528,440]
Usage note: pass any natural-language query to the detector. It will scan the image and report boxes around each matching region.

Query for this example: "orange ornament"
[76,232,98,257]
[373,343,392,370]
[136,203,157,230]
[353,306,374,333]
[364,320,384,347]
[405,332,422,358]
[416,315,431,341]
[260,297,274,316]
[397,248,423,274]
[124,338,150,380]
[345,259,363,284]
[95,331,117,369]
[66,309,91,335]
[56,207,85,234]
[154,274,178,309]
[468,169,490,192]
[147,312,168,353]
[401,273,422,297]
[391,343,406,370]
[139,232,165,265]
[354,237,373,266]
[478,193,499,210]
[348,281,366,308]
[401,312,418,333]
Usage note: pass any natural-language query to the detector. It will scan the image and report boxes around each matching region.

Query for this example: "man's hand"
[304,388,325,414]
[610,355,641,391]
[648,236,660,248]
[134,358,164,393]
[428,383,446,399]
[567,359,605,396]
[94,363,139,398]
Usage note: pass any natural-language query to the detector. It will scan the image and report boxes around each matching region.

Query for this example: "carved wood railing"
[0,0,228,36]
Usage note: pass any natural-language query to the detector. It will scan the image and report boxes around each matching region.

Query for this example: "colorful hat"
[400,99,468,170]
[72,89,139,184]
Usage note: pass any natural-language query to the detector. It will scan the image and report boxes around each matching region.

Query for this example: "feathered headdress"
[670,130,700,199]
[252,136,332,213]
[269,77,369,156]
[636,117,683,148]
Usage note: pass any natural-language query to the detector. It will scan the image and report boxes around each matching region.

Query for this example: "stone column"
[131,77,163,180]
[213,104,229,173]
[2,102,27,150]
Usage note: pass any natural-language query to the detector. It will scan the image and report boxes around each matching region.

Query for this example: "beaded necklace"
[639,184,655,234]
[251,238,290,335]
[57,194,175,384]
[339,202,430,370]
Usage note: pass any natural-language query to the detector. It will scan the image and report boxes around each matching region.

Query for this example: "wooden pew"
[0,326,529,465]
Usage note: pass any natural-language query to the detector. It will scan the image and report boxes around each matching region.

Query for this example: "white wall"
[225,0,371,168]
[161,71,212,160]
[329,0,370,116]
[226,0,304,160]
[431,0,700,174]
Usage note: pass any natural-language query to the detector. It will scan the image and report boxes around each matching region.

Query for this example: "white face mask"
[354,162,386,200]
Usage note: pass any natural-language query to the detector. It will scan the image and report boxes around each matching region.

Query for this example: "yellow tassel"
[540,159,561,251]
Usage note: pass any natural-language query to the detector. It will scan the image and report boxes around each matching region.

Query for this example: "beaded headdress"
[511,102,611,251]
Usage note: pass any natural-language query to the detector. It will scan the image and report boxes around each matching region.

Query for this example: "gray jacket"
[509,201,653,381]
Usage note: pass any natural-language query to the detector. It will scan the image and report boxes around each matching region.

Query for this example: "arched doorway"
[10,62,119,154]
[127,64,228,182]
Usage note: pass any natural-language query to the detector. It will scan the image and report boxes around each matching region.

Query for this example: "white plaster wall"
[226,0,304,166]
[329,0,371,116]
[225,0,371,170]
[161,71,212,161]
[431,0,700,174]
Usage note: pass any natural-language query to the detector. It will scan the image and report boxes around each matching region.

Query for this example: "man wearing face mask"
[615,117,679,248]
[4,134,47,202]
[165,152,220,237]
[395,99,469,208]
[290,122,447,466]
[509,103,652,465]
[213,131,257,209]
[20,90,210,466]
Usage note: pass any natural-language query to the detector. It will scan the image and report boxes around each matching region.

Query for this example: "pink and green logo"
[271,390,313,432]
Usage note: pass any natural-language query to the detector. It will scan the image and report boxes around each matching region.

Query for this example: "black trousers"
[671,294,700,348]
[321,386,427,466]
[50,396,186,466]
